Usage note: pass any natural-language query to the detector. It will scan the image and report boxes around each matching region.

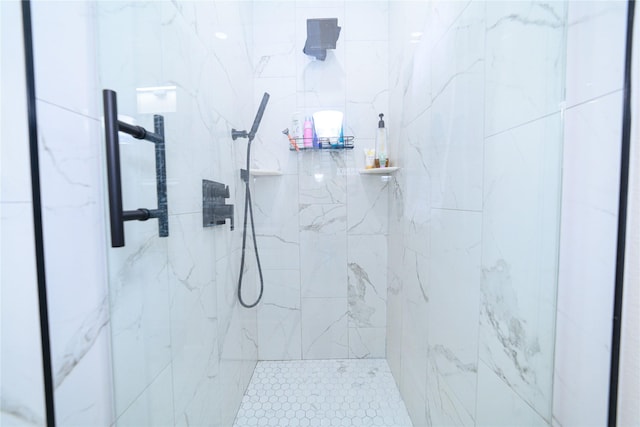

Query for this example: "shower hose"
[237,136,264,308]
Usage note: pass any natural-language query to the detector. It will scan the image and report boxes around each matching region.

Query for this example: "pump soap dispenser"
[375,113,389,168]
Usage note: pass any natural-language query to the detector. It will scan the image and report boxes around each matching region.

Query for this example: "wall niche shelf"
[358,167,399,175]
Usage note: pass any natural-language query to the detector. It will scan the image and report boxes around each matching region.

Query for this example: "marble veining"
[1,397,44,426]
[299,204,346,234]
[348,262,382,327]
[480,260,543,396]
[487,3,564,31]
[429,345,478,375]
[306,313,349,354]
[54,297,110,388]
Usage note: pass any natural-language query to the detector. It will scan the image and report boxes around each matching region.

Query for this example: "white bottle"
[375,113,388,168]
[291,113,304,149]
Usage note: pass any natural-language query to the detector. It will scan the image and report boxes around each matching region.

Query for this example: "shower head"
[249,92,270,140]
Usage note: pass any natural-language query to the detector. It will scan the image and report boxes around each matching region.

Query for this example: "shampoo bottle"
[375,113,388,168]
[303,116,313,148]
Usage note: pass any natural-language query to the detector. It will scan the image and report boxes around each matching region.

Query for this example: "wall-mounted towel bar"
[103,89,169,248]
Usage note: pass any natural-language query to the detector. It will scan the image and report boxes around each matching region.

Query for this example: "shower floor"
[232,359,413,427]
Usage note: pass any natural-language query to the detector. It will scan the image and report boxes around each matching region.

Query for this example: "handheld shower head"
[249,92,270,140]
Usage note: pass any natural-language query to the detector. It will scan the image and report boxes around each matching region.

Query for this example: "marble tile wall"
[4,2,629,427]
[17,2,115,425]
[96,2,258,426]
[387,1,574,426]
[1,3,46,425]
[251,1,390,361]
[2,1,258,426]
[553,2,629,426]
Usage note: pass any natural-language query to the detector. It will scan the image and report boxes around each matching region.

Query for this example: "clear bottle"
[375,113,388,167]
[292,113,304,149]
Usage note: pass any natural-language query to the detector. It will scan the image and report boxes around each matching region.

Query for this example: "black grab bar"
[103,89,169,248]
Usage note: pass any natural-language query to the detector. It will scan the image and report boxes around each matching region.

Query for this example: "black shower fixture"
[303,18,341,61]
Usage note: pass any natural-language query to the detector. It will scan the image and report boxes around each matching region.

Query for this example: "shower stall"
[1,1,637,426]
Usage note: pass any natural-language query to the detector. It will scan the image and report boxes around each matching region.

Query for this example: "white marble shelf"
[250,169,283,176]
[358,167,399,175]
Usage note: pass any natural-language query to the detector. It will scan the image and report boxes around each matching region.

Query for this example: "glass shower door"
[96,2,258,425]
[98,3,176,424]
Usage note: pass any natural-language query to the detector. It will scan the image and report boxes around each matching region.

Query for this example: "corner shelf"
[358,167,399,175]
[250,169,282,176]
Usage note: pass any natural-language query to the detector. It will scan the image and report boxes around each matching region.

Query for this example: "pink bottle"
[303,116,313,148]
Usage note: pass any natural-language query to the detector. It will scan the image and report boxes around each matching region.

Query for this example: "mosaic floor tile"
[233,359,413,427]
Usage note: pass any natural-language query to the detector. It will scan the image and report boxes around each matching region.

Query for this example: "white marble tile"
[427,208,481,423]
[402,112,432,178]
[253,1,296,79]
[556,92,622,340]
[253,2,296,45]
[254,42,297,79]
[347,235,387,328]
[430,0,484,101]
[400,42,433,130]
[565,1,627,107]
[301,298,348,359]
[553,92,623,427]
[345,41,389,105]
[401,173,431,257]
[32,101,116,424]
[116,363,175,427]
[476,361,548,427]
[32,1,100,118]
[257,270,302,361]
[345,100,390,143]
[299,151,347,205]
[429,0,474,45]
[107,221,172,418]
[253,175,300,270]
[96,3,163,114]
[0,203,46,427]
[219,304,258,427]
[552,310,611,427]
[344,1,389,42]
[299,203,347,298]
[484,1,567,136]
[429,1,484,211]
[251,78,298,176]
[347,171,389,235]
[348,328,386,359]
[166,213,221,426]
[386,233,405,381]
[480,114,563,420]
[400,248,429,427]
[430,83,484,211]
[54,327,114,426]
[36,101,104,207]
[1,1,31,203]
[0,5,46,423]
[425,355,475,427]
[388,1,432,131]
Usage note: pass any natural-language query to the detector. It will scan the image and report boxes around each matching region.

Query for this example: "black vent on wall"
[303,18,341,61]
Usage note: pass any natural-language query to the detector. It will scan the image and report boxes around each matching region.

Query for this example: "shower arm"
[103,89,169,248]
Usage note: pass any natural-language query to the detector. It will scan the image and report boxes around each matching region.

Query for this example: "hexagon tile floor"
[232,359,414,427]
